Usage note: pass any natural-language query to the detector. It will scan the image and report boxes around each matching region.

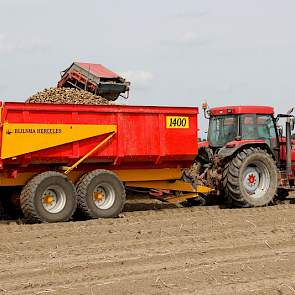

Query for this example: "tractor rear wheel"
[20,171,77,223]
[222,147,277,207]
[76,169,125,219]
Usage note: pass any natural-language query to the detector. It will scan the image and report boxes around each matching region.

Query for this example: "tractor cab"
[207,106,277,151]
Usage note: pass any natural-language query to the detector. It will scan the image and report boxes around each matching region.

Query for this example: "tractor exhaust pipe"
[286,107,294,178]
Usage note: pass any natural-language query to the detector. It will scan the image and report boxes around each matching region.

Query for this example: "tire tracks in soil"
[1,202,295,294]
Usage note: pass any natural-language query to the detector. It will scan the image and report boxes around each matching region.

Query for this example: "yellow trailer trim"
[155,193,198,204]
[1,123,117,159]
[113,168,182,182]
[126,180,212,194]
[0,168,183,186]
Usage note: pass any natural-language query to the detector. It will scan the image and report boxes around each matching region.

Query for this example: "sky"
[0,0,294,135]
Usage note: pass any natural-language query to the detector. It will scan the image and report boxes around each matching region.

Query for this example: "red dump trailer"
[0,102,210,222]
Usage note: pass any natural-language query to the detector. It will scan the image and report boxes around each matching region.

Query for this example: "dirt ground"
[1,194,295,295]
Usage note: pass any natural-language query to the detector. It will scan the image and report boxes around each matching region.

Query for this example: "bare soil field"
[1,194,295,295]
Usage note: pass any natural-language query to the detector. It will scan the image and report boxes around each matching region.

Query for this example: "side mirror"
[202,101,210,119]
[202,101,208,111]
[290,117,295,131]
[277,125,283,137]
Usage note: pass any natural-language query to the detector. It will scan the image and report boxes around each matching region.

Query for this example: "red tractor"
[196,105,295,207]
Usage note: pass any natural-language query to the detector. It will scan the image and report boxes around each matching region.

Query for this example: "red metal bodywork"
[210,106,274,116]
[224,139,266,148]
[74,62,122,79]
[0,103,198,170]
[198,141,209,148]
[280,139,295,172]
[57,62,130,101]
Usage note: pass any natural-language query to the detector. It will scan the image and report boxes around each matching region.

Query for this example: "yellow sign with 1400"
[166,116,189,128]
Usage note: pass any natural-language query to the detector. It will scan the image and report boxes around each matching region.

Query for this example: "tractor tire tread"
[222,147,277,207]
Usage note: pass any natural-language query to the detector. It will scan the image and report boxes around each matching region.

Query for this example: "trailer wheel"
[222,147,278,207]
[76,169,125,219]
[20,171,77,223]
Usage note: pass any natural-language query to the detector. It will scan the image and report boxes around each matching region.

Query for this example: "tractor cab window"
[240,116,256,139]
[208,115,238,147]
[241,114,277,148]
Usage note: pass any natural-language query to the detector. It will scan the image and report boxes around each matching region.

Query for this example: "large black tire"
[222,147,278,207]
[76,169,126,219]
[20,171,77,223]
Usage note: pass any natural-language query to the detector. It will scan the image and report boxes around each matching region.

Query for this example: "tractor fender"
[217,140,274,160]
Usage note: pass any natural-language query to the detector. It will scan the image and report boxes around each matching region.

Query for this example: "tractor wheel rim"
[93,183,115,210]
[41,185,67,213]
[242,161,270,199]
